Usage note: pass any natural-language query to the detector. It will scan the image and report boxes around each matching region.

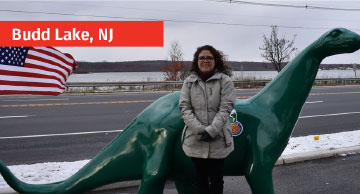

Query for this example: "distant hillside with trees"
[74,61,355,73]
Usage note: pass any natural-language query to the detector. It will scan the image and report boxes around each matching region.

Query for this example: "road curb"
[0,180,141,194]
[0,188,14,194]
[276,145,360,165]
[1,146,360,194]
[92,180,141,192]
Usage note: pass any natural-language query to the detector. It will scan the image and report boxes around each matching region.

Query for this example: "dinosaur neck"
[251,42,324,136]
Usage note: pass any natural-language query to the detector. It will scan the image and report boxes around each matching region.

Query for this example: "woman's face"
[198,50,215,74]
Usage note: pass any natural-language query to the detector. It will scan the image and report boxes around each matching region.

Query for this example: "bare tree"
[260,26,297,72]
[161,40,188,81]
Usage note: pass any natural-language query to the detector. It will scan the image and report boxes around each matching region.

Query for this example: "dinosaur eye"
[329,29,342,37]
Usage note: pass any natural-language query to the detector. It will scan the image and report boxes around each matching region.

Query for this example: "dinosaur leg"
[138,175,166,194]
[175,178,197,194]
[245,167,274,194]
[138,128,174,194]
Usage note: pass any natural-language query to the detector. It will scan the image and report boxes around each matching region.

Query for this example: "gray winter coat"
[179,72,236,159]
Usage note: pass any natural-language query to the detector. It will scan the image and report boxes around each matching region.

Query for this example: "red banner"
[0,21,163,47]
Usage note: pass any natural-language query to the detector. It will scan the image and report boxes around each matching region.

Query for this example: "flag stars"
[1,47,28,66]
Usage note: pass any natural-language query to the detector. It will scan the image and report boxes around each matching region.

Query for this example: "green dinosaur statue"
[1,28,359,194]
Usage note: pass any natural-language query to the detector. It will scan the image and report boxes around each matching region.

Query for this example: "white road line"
[305,101,323,104]
[1,111,358,139]
[1,98,69,102]
[299,112,360,119]
[0,115,35,119]
[0,130,123,140]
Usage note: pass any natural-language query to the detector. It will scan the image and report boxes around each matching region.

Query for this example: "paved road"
[0,86,359,164]
[88,154,360,194]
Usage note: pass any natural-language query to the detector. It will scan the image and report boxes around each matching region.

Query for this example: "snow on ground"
[283,130,360,155]
[0,130,360,189]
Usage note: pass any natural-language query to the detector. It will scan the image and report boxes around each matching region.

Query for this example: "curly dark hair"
[190,45,232,77]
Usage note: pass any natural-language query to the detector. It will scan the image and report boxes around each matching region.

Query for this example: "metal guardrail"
[314,78,360,85]
[65,78,360,92]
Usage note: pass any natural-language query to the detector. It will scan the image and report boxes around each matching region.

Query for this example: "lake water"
[67,70,359,83]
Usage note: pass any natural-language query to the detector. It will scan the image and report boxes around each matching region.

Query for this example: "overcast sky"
[1,0,360,64]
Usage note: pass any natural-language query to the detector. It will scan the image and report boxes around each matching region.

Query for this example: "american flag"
[0,47,77,95]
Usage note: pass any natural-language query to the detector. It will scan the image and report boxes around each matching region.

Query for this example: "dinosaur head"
[315,28,360,58]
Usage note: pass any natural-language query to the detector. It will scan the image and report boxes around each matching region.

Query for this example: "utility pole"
[353,63,357,77]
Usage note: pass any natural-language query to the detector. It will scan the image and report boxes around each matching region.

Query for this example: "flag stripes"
[0,75,64,88]
[0,68,65,85]
[0,81,64,90]
[28,50,73,72]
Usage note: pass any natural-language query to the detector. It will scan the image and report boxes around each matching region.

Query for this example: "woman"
[179,45,236,194]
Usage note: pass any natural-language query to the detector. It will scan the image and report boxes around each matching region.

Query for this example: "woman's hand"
[198,130,214,142]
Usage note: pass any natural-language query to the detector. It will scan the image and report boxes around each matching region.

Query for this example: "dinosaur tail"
[0,130,144,194]
[0,160,63,193]
[0,158,119,194]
